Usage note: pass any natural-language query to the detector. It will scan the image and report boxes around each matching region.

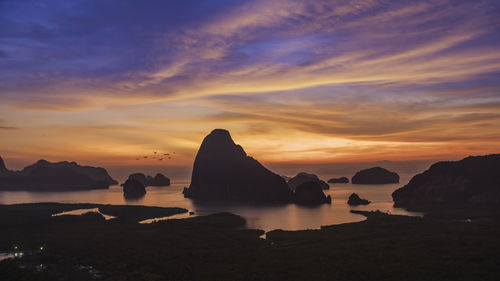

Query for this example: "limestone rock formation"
[183,129,292,203]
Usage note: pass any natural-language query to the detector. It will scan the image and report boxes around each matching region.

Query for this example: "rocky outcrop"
[0,158,115,191]
[351,167,399,184]
[123,179,146,198]
[288,172,329,190]
[347,193,370,205]
[147,173,170,186]
[392,154,500,210]
[328,177,349,184]
[293,181,331,205]
[183,129,292,203]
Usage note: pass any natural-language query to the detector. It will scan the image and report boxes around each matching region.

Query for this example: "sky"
[1,0,500,176]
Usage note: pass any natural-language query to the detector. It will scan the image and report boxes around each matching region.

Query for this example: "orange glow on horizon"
[1,1,500,173]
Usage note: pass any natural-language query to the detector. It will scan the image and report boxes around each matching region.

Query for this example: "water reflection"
[0,175,422,231]
[139,212,194,224]
[52,208,116,220]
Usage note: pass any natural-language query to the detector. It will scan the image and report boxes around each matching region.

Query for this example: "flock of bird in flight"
[135,150,175,161]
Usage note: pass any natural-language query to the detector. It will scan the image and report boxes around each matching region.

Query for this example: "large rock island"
[183,129,293,203]
[392,154,500,210]
[351,167,399,184]
[0,157,117,191]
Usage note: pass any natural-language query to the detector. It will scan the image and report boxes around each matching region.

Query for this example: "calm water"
[0,174,422,231]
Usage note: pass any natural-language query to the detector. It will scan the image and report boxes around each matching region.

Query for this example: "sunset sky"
[1,0,500,174]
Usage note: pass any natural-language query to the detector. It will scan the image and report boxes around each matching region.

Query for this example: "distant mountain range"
[0,157,117,191]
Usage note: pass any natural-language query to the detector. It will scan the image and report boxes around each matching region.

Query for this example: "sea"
[0,173,422,231]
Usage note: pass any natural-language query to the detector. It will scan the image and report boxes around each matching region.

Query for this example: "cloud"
[197,82,500,144]
[1,0,499,110]
[1,0,500,165]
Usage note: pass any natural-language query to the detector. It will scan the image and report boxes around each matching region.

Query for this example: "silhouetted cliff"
[392,154,500,210]
[183,129,292,203]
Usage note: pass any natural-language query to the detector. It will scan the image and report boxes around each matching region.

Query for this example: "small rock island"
[328,177,349,184]
[147,173,171,186]
[347,193,371,205]
[288,172,330,190]
[351,167,399,184]
[392,154,500,210]
[0,157,117,191]
[123,179,147,198]
[183,129,293,203]
[125,172,170,187]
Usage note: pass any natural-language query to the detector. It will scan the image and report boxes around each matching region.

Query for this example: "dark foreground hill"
[1,203,499,281]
